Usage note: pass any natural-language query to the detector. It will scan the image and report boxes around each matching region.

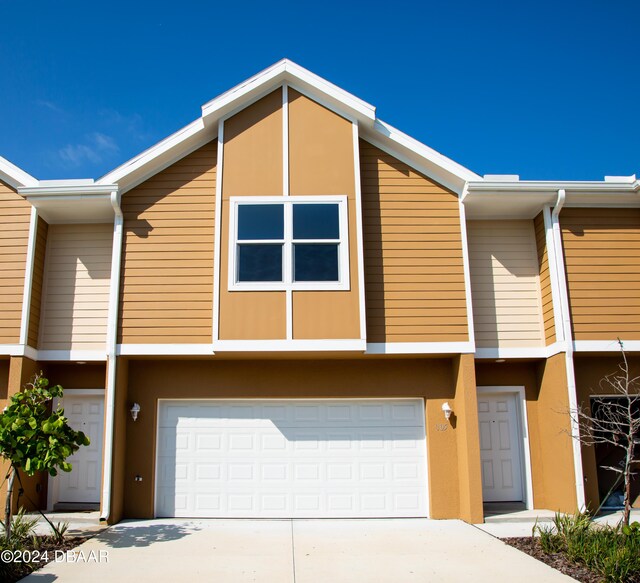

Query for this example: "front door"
[477,393,524,502]
[56,395,104,505]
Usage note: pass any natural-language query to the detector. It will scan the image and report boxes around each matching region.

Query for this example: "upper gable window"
[229,196,349,291]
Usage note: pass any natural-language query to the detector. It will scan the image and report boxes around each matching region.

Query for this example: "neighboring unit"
[0,60,638,523]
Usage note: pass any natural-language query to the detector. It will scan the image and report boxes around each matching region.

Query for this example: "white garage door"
[155,399,428,518]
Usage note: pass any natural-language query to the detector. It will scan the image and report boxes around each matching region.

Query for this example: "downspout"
[100,190,123,522]
[551,189,586,510]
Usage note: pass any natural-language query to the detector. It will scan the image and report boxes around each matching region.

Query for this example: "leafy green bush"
[535,512,640,583]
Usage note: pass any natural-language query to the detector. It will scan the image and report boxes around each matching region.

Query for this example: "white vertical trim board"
[458,193,475,347]
[549,193,586,511]
[283,84,293,340]
[212,119,225,343]
[352,122,367,342]
[19,207,38,346]
[477,386,535,510]
[543,205,565,345]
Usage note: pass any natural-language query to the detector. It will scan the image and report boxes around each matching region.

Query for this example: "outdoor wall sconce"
[441,402,453,420]
[130,403,141,422]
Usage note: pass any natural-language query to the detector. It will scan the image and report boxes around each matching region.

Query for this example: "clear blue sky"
[1,0,638,181]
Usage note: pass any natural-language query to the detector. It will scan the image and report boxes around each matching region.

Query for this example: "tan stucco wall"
[116,357,482,521]
[475,355,578,513]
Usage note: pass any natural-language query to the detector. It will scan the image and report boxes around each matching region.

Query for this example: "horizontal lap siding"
[360,141,468,343]
[0,181,31,344]
[561,208,640,340]
[534,213,556,344]
[27,217,48,347]
[120,141,216,344]
[39,224,112,350]
[468,220,544,347]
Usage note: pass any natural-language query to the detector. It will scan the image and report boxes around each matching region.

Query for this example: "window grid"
[228,196,350,292]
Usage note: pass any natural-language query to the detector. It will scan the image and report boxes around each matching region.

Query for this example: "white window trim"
[228,195,350,292]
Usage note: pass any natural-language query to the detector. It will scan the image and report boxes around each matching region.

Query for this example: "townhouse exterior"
[0,60,638,524]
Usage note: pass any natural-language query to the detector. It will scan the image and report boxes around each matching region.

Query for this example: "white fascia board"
[468,180,640,194]
[118,344,215,356]
[474,343,565,360]
[360,127,479,196]
[214,340,366,352]
[366,342,474,355]
[573,340,640,353]
[0,156,38,188]
[19,184,117,197]
[201,59,376,124]
[37,350,107,362]
[371,120,481,183]
[97,118,207,189]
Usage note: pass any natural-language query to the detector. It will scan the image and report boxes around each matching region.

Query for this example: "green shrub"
[534,513,640,583]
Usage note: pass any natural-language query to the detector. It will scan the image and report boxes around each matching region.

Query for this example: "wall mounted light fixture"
[130,403,141,421]
[441,402,453,420]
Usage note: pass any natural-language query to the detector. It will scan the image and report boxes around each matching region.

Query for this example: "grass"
[534,512,640,583]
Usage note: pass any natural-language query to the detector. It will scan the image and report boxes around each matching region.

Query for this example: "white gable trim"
[96,60,479,196]
[0,156,38,189]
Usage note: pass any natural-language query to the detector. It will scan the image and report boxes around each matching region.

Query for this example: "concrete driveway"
[22,518,574,582]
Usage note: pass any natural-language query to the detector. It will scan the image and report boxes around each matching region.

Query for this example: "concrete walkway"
[475,508,640,538]
[22,518,575,582]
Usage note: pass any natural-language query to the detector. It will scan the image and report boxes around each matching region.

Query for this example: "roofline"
[0,156,38,189]
[19,183,118,197]
[96,59,479,193]
[466,179,640,196]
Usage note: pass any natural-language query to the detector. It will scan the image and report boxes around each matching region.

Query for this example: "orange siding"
[0,181,31,344]
[561,208,640,341]
[119,141,217,344]
[360,141,468,342]
[288,89,360,340]
[27,217,48,347]
[534,212,556,345]
[219,89,287,340]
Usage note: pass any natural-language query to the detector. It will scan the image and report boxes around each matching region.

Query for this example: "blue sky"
[1,0,638,181]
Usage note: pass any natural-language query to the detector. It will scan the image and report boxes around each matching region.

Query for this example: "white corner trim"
[474,343,566,360]
[366,342,475,355]
[573,340,640,352]
[458,192,475,348]
[477,386,535,510]
[213,339,366,352]
[19,207,38,346]
[117,344,215,356]
[352,122,367,342]
[212,119,224,343]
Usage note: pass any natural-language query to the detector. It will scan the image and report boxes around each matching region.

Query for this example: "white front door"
[478,393,524,502]
[56,395,104,505]
[156,399,428,518]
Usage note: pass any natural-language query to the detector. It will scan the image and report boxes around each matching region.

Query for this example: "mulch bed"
[3,536,90,583]
[502,537,604,583]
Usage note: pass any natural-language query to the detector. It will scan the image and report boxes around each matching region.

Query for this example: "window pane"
[294,244,339,282]
[238,244,283,282]
[293,204,340,240]
[238,204,284,240]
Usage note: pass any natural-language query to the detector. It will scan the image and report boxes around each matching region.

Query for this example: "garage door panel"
[155,399,428,518]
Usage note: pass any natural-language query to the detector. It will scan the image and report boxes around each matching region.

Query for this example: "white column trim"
[459,191,475,347]
[212,119,225,342]
[19,207,38,346]
[352,122,367,342]
[550,190,586,510]
[543,205,565,344]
